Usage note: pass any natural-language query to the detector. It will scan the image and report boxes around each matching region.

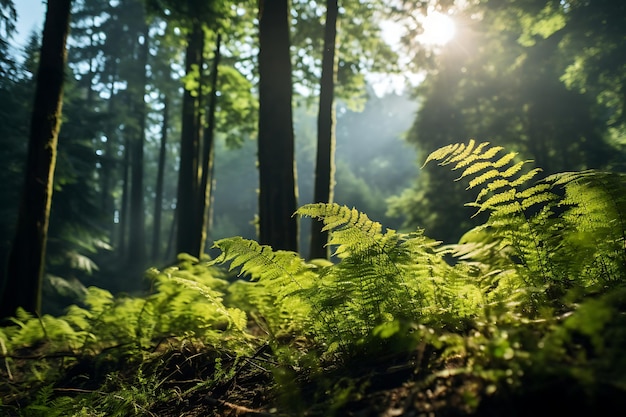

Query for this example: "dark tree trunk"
[0,0,72,318]
[118,133,131,255]
[127,17,149,266]
[197,33,221,256]
[176,20,204,258]
[310,0,339,260]
[101,81,117,243]
[257,0,298,252]
[152,95,169,260]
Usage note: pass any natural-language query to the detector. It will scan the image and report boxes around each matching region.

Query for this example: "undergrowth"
[1,140,625,416]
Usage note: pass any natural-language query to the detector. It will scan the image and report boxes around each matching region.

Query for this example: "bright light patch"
[420,12,456,46]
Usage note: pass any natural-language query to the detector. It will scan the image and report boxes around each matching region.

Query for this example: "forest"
[0,0,625,415]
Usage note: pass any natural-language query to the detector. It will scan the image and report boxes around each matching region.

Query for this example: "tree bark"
[197,33,221,256]
[152,95,169,260]
[175,20,204,258]
[101,80,118,243]
[257,0,298,252]
[127,16,149,266]
[310,0,339,260]
[0,0,72,318]
[118,133,131,255]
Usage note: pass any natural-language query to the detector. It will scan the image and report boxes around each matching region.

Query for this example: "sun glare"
[419,12,456,46]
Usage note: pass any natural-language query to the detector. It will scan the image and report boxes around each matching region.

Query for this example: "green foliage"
[213,236,316,344]
[393,0,623,243]
[0,254,256,415]
[427,140,626,313]
[0,261,249,378]
[3,140,626,415]
[214,203,484,357]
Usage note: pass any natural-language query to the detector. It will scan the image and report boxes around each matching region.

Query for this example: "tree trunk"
[118,134,131,255]
[152,95,169,260]
[257,0,298,252]
[101,81,117,243]
[0,0,72,318]
[197,33,221,256]
[175,20,204,258]
[127,17,149,267]
[310,0,339,260]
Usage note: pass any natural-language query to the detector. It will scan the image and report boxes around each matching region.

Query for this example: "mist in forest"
[210,90,419,257]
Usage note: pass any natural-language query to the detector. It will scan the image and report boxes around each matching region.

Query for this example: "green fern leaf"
[296,203,383,238]
[501,160,530,178]
[453,143,504,170]
[467,169,502,189]
[421,143,463,167]
[519,190,557,210]
[492,152,518,168]
[470,189,518,216]
[212,236,304,285]
[458,161,494,180]
[444,139,477,165]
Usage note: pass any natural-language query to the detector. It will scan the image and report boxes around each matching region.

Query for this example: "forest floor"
[142,344,623,417]
[5,337,621,417]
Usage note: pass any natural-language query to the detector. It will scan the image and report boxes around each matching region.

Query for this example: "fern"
[211,237,316,340]
[211,236,308,290]
[207,203,488,354]
[543,170,626,286]
[289,205,481,349]
[423,141,561,304]
[142,257,251,350]
[426,140,626,317]
[296,203,385,258]
[297,204,419,332]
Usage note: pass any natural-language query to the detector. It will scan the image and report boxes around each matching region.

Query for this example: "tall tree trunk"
[102,62,119,244]
[176,20,204,258]
[166,207,178,261]
[257,0,298,252]
[118,134,131,255]
[0,0,72,318]
[127,18,149,266]
[152,95,169,260]
[197,33,221,256]
[101,88,116,240]
[310,0,339,260]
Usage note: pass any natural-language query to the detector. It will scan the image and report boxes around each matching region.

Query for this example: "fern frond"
[296,203,383,238]
[212,236,305,287]
[453,141,502,170]
[501,160,530,178]
[467,169,502,190]
[492,152,518,168]
[297,203,388,261]
[445,139,478,166]
[510,168,542,186]
[421,142,464,167]
[458,161,494,180]
[423,141,566,311]
[457,150,512,179]
[297,204,462,345]
[543,170,626,284]
[470,188,518,216]
[519,189,557,210]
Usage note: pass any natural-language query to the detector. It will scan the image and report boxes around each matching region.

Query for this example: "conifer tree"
[0,0,72,318]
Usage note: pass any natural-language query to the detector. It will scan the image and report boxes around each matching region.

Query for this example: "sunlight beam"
[419,11,456,46]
